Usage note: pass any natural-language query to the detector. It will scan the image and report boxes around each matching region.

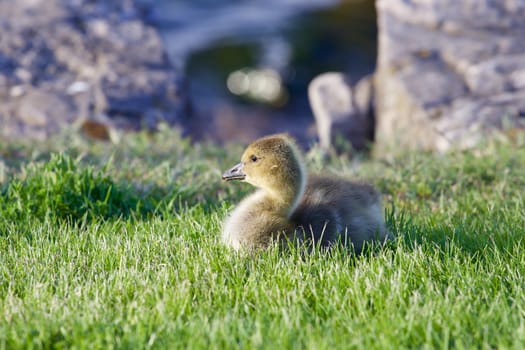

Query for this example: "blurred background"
[141,0,377,144]
[3,0,524,152]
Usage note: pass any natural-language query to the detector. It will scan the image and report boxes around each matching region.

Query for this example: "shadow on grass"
[384,205,524,260]
[0,153,221,230]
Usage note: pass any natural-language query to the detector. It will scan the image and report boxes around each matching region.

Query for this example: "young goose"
[221,134,391,252]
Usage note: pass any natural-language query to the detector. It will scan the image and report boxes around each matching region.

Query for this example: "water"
[143,0,377,144]
[148,0,340,67]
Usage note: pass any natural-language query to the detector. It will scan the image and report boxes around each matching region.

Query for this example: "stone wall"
[375,0,525,152]
[0,0,188,140]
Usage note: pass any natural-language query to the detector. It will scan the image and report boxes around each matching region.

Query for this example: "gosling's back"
[291,175,389,251]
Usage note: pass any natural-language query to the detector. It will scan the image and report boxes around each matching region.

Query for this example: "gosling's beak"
[222,162,246,181]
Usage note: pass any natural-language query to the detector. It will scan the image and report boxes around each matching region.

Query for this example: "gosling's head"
[222,134,306,194]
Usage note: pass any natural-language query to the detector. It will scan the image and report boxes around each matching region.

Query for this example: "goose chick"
[221,134,390,252]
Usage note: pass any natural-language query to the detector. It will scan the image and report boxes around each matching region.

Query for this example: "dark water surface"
[145,0,377,144]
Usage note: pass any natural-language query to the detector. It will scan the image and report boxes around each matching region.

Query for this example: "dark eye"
[250,155,258,162]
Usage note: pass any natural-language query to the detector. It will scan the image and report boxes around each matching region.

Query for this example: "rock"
[80,119,112,141]
[308,72,374,152]
[375,0,525,152]
[353,75,375,119]
[0,0,189,140]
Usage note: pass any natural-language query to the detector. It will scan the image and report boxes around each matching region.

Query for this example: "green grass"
[1,127,524,349]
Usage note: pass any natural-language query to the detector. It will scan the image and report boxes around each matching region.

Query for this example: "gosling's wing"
[292,175,388,249]
[290,203,340,245]
[302,175,381,208]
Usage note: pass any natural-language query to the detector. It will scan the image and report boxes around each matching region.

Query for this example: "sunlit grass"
[1,128,524,349]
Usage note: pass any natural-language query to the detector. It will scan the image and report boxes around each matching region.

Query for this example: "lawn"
[1,127,524,349]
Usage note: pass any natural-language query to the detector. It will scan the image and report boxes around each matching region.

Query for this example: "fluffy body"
[221,134,391,252]
[222,190,295,250]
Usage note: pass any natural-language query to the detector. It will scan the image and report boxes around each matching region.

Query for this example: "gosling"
[221,134,391,252]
